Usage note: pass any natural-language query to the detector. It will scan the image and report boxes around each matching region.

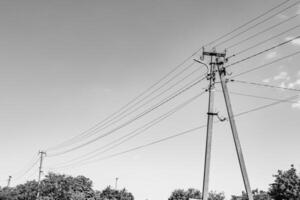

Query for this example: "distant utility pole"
[115,177,119,190]
[195,49,254,200]
[7,176,12,187]
[36,151,46,200]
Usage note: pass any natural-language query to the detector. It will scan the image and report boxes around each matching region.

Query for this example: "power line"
[46,60,202,151]
[4,0,299,186]
[214,0,300,48]
[227,24,300,59]
[216,89,299,102]
[235,95,298,117]
[226,36,300,68]
[8,156,38,177]
[45,0,295,152]
[56,64,202,146]
[226,13,300,50]
[230,79,300,92]
[54,95,297,168]
[45,0,295,153]
[0,157,39,187]
[52,126,205,170]
[204,0,291,47]
[47,62,199,151]
[231,50,300,77]
[13,158,39,181]
[47,75,207,157]
[51,91,207,168]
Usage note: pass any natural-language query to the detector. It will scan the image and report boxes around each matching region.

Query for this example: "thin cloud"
[277,13,288,19]
[286,79,300,89]
[292,100,300,109]
[285,36,300,46]
[288,82,295,89]
[292,39,300,45]
[279,81,286,88]
[273,71,290,81]
[262,78,270,83]
[266,51,277,59]
[297,5,300,14]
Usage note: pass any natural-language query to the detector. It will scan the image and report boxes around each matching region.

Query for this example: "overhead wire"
[226,13,300,51]
[52,95,298,169]
[216,89,299,102]
[46,62,199,151]
[225,35,300,68]
[45,0,296,154]
[12,158,39,181]
[54,64,202,145]
[39,0,300,172]
[51,90,207,168]
[203,0,292,47]
[231,50,300,78]
[229,79,300,92]
[46,0,296,152]
[3,0,300,184]
[235,95,298,117]
[227,24,300,59]
[47,75,207,157]
[214,0,300,48]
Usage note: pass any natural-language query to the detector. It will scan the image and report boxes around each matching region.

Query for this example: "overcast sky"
[0,0,300,199]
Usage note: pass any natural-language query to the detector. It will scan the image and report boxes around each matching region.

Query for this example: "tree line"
[168,165,300,200]
[0,165,299,200]
[0,173,133,200]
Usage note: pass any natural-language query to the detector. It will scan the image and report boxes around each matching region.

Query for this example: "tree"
[14,180,39,200]
[231,189,270,200]
[0,187,17,200]
[268,165,300,200]
[98,186,134,200]
[168,189,187,200]
[39,173,95,200]
[168,188,224,200]
[208,191,225,200]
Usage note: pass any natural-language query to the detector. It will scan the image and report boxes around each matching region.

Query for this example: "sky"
[0,0,300,199]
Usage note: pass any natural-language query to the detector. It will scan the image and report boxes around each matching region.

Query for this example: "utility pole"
[115,177,119,190]
[217,61,254,200]
[7,176,12,187]
[201,52,216,200]
[197,49,253,200]
[36,151,46,200]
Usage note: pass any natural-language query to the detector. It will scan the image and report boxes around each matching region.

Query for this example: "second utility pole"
[7,176,12,187]
[115,177,119,190]
[36,151,46,200]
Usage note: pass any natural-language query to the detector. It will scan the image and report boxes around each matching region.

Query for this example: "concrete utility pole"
[201,54,216,200]
[196,49,253,200]
[217,62,254,200]
[36,151,46,200]
[7,176,12,187]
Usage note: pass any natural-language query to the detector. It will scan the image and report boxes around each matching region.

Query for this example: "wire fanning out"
[230,80,300,92]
